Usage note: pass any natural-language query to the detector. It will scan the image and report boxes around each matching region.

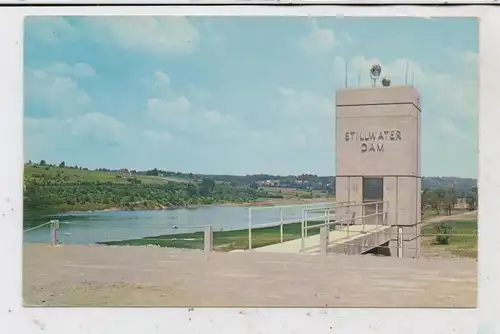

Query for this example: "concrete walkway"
[253,224,392,254]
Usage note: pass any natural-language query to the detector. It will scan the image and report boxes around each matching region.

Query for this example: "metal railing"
[23,219,71,246]
[24,219,216,253]
[312,225,478,259]
[247,201,337,250]
[300,200,389,252]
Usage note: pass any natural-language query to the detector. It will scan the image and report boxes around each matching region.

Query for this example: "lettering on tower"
[344,129,403,153]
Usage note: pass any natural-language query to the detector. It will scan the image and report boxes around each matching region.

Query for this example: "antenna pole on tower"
[345,60,348,88]
[405,60,409,85]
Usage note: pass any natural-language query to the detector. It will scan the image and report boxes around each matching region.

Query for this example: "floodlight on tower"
[370,64,382,87]
[381,76,391,87]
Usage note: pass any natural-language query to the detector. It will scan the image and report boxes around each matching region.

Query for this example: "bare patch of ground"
[23,244,476,308]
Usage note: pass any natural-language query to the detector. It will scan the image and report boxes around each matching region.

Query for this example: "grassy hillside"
[24,165,191,185]
[23,164,280,213]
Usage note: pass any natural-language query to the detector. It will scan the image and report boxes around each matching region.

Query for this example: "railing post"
[248,208,252,251]
[376,202,380,228]
[305,211,309,238]
[326,209,335,231]
[301,208,305,251]
[280,207,284,243]
[362,204,366,233]
[320,226,328,255]
[204,224,213,254]
[397,226,403,258]
[323,210,330,229]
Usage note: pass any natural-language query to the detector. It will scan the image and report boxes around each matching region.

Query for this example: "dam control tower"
[334,68,421,258]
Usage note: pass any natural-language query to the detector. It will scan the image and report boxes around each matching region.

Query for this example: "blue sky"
[24,16,478,178]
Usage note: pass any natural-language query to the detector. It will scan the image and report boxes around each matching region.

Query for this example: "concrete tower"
[335,86,421,258]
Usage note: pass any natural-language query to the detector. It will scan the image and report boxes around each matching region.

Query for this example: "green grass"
[24,165,192,185]
[260,186,330,199]
[101,217,478,258]
[99,220,327,251]
[421,219,478,258]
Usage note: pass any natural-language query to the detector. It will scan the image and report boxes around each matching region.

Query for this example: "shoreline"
[53,197,336,215]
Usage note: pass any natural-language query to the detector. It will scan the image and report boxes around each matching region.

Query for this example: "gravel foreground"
[23,244,477,307]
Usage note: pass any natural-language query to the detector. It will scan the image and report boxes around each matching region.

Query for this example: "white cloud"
[142,130,173,145]
[71,112,127,143]
[202,109,234,126]
[27,17,200,56]
[153,71,170,86]
[461,51,478,66]
[298,20,351,57]
[332,53,477,120]
[144,71,236,138]
[46,62,96,77]
[299,27,340,57]
[79,17,199,56]
[25,112,127,145]
[278,87,334,120]
[25,66,92,117]
[147,96,192,130]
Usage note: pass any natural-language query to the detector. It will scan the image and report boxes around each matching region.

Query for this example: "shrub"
[435,222,452,245]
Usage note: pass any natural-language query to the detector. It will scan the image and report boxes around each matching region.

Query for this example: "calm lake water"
[23,203,332,245]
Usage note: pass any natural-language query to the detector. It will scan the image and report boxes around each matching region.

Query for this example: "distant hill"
[421,177,477,196]
[24,162,477,197]
[23,163,278,212]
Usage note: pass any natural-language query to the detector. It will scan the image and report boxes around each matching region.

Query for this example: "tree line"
[421,186,477,214]
[23,164,283,212]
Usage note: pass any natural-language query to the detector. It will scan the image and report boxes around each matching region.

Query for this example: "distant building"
[256,180,279,187]
[454,198,468,209]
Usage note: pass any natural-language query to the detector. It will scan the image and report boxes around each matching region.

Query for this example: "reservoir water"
[23,203,332,245]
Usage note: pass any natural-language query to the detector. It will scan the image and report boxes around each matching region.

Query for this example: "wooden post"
[204,224,213,254]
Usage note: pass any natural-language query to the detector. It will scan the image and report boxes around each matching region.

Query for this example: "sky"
[24,16,478,178]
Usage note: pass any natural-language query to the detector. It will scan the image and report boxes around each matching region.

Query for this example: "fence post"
[204,224,213,254]
[50,220,60,246]
[50,220,56,246]
[280,207,284,243]
[248,208,252,251]
[320,226,328,255]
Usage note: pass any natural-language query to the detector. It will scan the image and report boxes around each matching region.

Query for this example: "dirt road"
[422,210,477,226]
[23,243,476,308]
